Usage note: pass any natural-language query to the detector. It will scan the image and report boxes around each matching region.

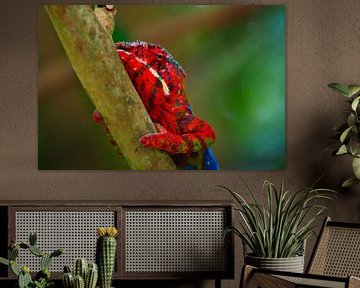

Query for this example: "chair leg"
[240,265,255,288]
[215,278,221,288]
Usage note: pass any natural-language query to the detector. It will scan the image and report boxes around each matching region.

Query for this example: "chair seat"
[276,274,346,288]
[242,266,360,288]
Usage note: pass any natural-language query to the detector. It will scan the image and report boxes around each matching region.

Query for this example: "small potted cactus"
[62,258,98,288]
[96,227,118,288]
[0,232,64,288]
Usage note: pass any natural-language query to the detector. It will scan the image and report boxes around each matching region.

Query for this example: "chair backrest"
[307,217,360,277]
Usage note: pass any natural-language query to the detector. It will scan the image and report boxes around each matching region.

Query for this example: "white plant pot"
[245,254,305,273]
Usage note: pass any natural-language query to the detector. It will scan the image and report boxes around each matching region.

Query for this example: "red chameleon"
[95,41,219,170]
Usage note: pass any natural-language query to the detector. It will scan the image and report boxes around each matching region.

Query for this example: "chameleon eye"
[156,53,164,60]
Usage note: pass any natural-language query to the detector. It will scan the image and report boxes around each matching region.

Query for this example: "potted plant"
[328,83,360,187]
[62,258,98,288]
[0,232,63,288]
[96,227,117,288]
[221,179,335,273]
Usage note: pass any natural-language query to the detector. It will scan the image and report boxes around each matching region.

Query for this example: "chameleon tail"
[202,147,219,170]
[175,148,219,170]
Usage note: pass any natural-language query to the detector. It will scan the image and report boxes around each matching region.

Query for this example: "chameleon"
[94,41,219,170]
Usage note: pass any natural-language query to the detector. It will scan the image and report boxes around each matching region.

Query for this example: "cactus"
[29,232,37,246]
[18,267,32,288]
[63,260,98,288]
[64,265,72,273]
[19,243,30,249]
[85,263,98,288]
[96,227,118,288]
[41,253,52,270]
[0,257,9,266]
[51,248,64,257]
[10,260,20,276]
[62,265,74,288]
[74,275,85,288]
[29,245,44,257]
[0,232,64,288]
[74,258,88,279]
[35,268,51,282]
[9,246,19,260]
[63,272,74,288]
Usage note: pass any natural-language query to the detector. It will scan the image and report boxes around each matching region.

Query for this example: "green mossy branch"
[45,5,176,170]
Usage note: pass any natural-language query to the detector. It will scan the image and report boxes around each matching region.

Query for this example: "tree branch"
[45,5,177,170]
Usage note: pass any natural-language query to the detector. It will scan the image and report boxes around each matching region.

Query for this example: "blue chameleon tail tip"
[203,148,220,170]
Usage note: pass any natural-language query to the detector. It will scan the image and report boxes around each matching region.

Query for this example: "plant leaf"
[349,135,360,157]
[29,232,37,246]
[336,145,348,155]
[348,85,360,97]
[10,261,20,276]
[0,257,9,266]
[342,177,360,188]
[352,157,360,179]
[351,96,360,111]
[328,83,351,97]
[347,114,357,132]
[340,126,353,143]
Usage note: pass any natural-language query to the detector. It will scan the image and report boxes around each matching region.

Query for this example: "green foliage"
[221,179,335,258]
[74,275,85,288]
[85,263,98,288]
[63,272,74,288]
[29,232,37,246]
[0,257,9,266]
[19,270,32,288]
[35,268,50,282]
[50,248,63,257]
[63,259,98,288]
[192,6,285,170]
[29,246,44,257]
[9,247,19,260]
[329,83,360,187]
[0,232,64,288]
[96,231,117,288]
[40,254,52,270]
[74,258,87,279]
[10,260,21,276]
[32,278,54,288]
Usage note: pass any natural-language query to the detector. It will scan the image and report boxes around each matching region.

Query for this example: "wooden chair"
[241,217,360,288]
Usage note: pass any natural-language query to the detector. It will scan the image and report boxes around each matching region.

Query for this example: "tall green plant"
[0,232,63,288]
[328,83,360,187]
[96,227,117,288]
[221,179,335,258]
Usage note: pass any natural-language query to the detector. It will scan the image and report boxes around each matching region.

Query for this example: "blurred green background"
[38,5,285,170]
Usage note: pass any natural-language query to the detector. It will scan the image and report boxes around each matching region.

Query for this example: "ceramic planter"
[245,254,305,273]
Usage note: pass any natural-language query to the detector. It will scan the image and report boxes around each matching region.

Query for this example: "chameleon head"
[116,41,186,82]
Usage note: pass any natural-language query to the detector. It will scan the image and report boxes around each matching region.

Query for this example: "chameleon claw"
[139,134,153,148]
[140,124,169,148]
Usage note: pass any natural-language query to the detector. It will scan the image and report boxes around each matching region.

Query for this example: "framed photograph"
[38,5,285,170]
